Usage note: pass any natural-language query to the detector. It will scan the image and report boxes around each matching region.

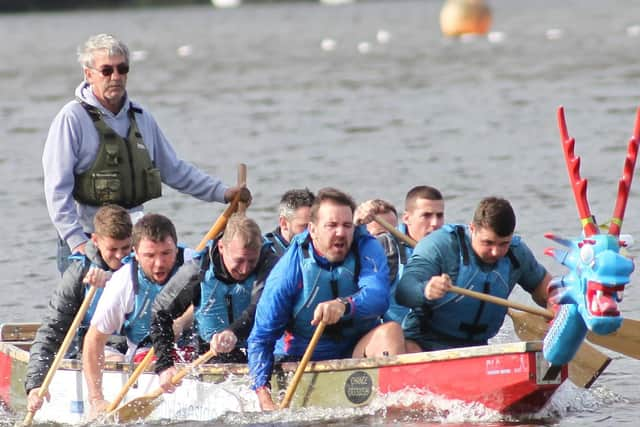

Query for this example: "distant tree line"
[0,0,296,12]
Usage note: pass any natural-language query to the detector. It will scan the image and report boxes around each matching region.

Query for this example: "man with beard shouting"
[248,188,406,411]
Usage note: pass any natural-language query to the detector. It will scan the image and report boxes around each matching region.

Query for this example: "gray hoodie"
[43,82,228,251]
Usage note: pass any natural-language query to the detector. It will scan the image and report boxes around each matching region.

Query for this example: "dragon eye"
[579,243,595,265]
[620,233,634,248]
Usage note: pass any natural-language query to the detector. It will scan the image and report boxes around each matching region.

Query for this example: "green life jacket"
[73,99,162,208]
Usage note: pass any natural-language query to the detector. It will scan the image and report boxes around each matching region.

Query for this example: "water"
[1,0,639,425]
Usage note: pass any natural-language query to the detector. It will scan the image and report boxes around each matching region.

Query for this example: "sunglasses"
[90,63,130,77]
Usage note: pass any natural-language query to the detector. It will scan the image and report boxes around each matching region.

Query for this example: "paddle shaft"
[373,215,640,356]
[372,215,630,369]
[146,349,217,401]
[194,163,246,250]
[280,321,326,409]
[23,286,99,426]
[373,215,417,247]
[107,163,246,413]
[450,286,553,319]
[237,163,248,214]
[372,215,556,318]
[105,348,155,412]
[109,349,217,423]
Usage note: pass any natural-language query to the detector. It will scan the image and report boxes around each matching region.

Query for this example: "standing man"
[248,188,406,411]
[82,213,189,418]
[263,188,315,257]
[43,33,250,274]
[25,204,132,413]
[150,214,279,392]
[396,196,551,351]
[355,186,445,325]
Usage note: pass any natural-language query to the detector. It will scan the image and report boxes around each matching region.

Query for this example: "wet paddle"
[508,309,610,388]
[452,286,640,359]
[105,163,247,419]
[585,320,640,359]
[23,286,99,426]
[280,321,326,409]
[371,215,613,387]
[104,163,246,416]
[110,349,217,423]
[105,347,155,413]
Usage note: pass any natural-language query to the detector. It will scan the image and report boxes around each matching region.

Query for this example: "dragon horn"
[558,106,599,237]
[608,107,640,236]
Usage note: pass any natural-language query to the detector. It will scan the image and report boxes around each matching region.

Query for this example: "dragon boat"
[0,322,566,424]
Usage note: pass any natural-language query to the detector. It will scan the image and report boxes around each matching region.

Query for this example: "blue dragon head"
[545,233,633,335]
[543,106,637,366]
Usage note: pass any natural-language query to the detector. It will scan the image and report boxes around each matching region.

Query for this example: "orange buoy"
[439,0,492,37]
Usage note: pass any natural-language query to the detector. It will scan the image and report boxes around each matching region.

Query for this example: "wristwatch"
[337,296,351,315]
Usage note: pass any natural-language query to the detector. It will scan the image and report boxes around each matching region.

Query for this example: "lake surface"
[1,0,639,425]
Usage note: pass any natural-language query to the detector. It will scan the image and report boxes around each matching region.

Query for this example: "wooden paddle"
[194,163,247,250]
[451,285,640,360]
[374,215,640,359]
[110,349,217,423]
[280,321,326,409]
[23,286,99,426]
[371,215,613,387]
[236,163,248,214]
[508,309,610,388]
[105,347,156,413]
[103,164,246,415]
[105,163,247,419]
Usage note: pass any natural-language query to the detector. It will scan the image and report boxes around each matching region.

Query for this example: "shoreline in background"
[0,0,314,13]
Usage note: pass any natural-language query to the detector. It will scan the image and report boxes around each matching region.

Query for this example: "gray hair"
[278,188,315,220]
[77,34,130,69]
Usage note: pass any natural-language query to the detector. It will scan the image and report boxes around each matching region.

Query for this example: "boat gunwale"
[0,340,543,375]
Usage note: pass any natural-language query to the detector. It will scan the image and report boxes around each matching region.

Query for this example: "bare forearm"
[82,328,108,401]
[532,272,551,308]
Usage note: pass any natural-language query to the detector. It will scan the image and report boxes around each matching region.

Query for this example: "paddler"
[25,204,132,413]
[263,188,315,257]
[354,186,445,328]
[149,214,279,393]
[248,188,406,411]
[82,213,191,418]
[396,196,551,351]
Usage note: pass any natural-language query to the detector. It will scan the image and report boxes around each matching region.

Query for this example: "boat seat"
[0,322,40,350]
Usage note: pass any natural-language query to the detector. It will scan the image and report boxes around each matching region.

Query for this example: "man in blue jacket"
[396,196,551,352]
[248,187,406,411]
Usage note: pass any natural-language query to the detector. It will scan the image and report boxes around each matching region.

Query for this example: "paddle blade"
[508,309,610,388]
[586,317,640,359]
[109,395,163,424]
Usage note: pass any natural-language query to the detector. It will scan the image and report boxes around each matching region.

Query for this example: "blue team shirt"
[247,227,390,390]
[396,225,546,309]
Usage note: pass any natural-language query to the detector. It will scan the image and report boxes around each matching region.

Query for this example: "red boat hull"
[379,350,565,413]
